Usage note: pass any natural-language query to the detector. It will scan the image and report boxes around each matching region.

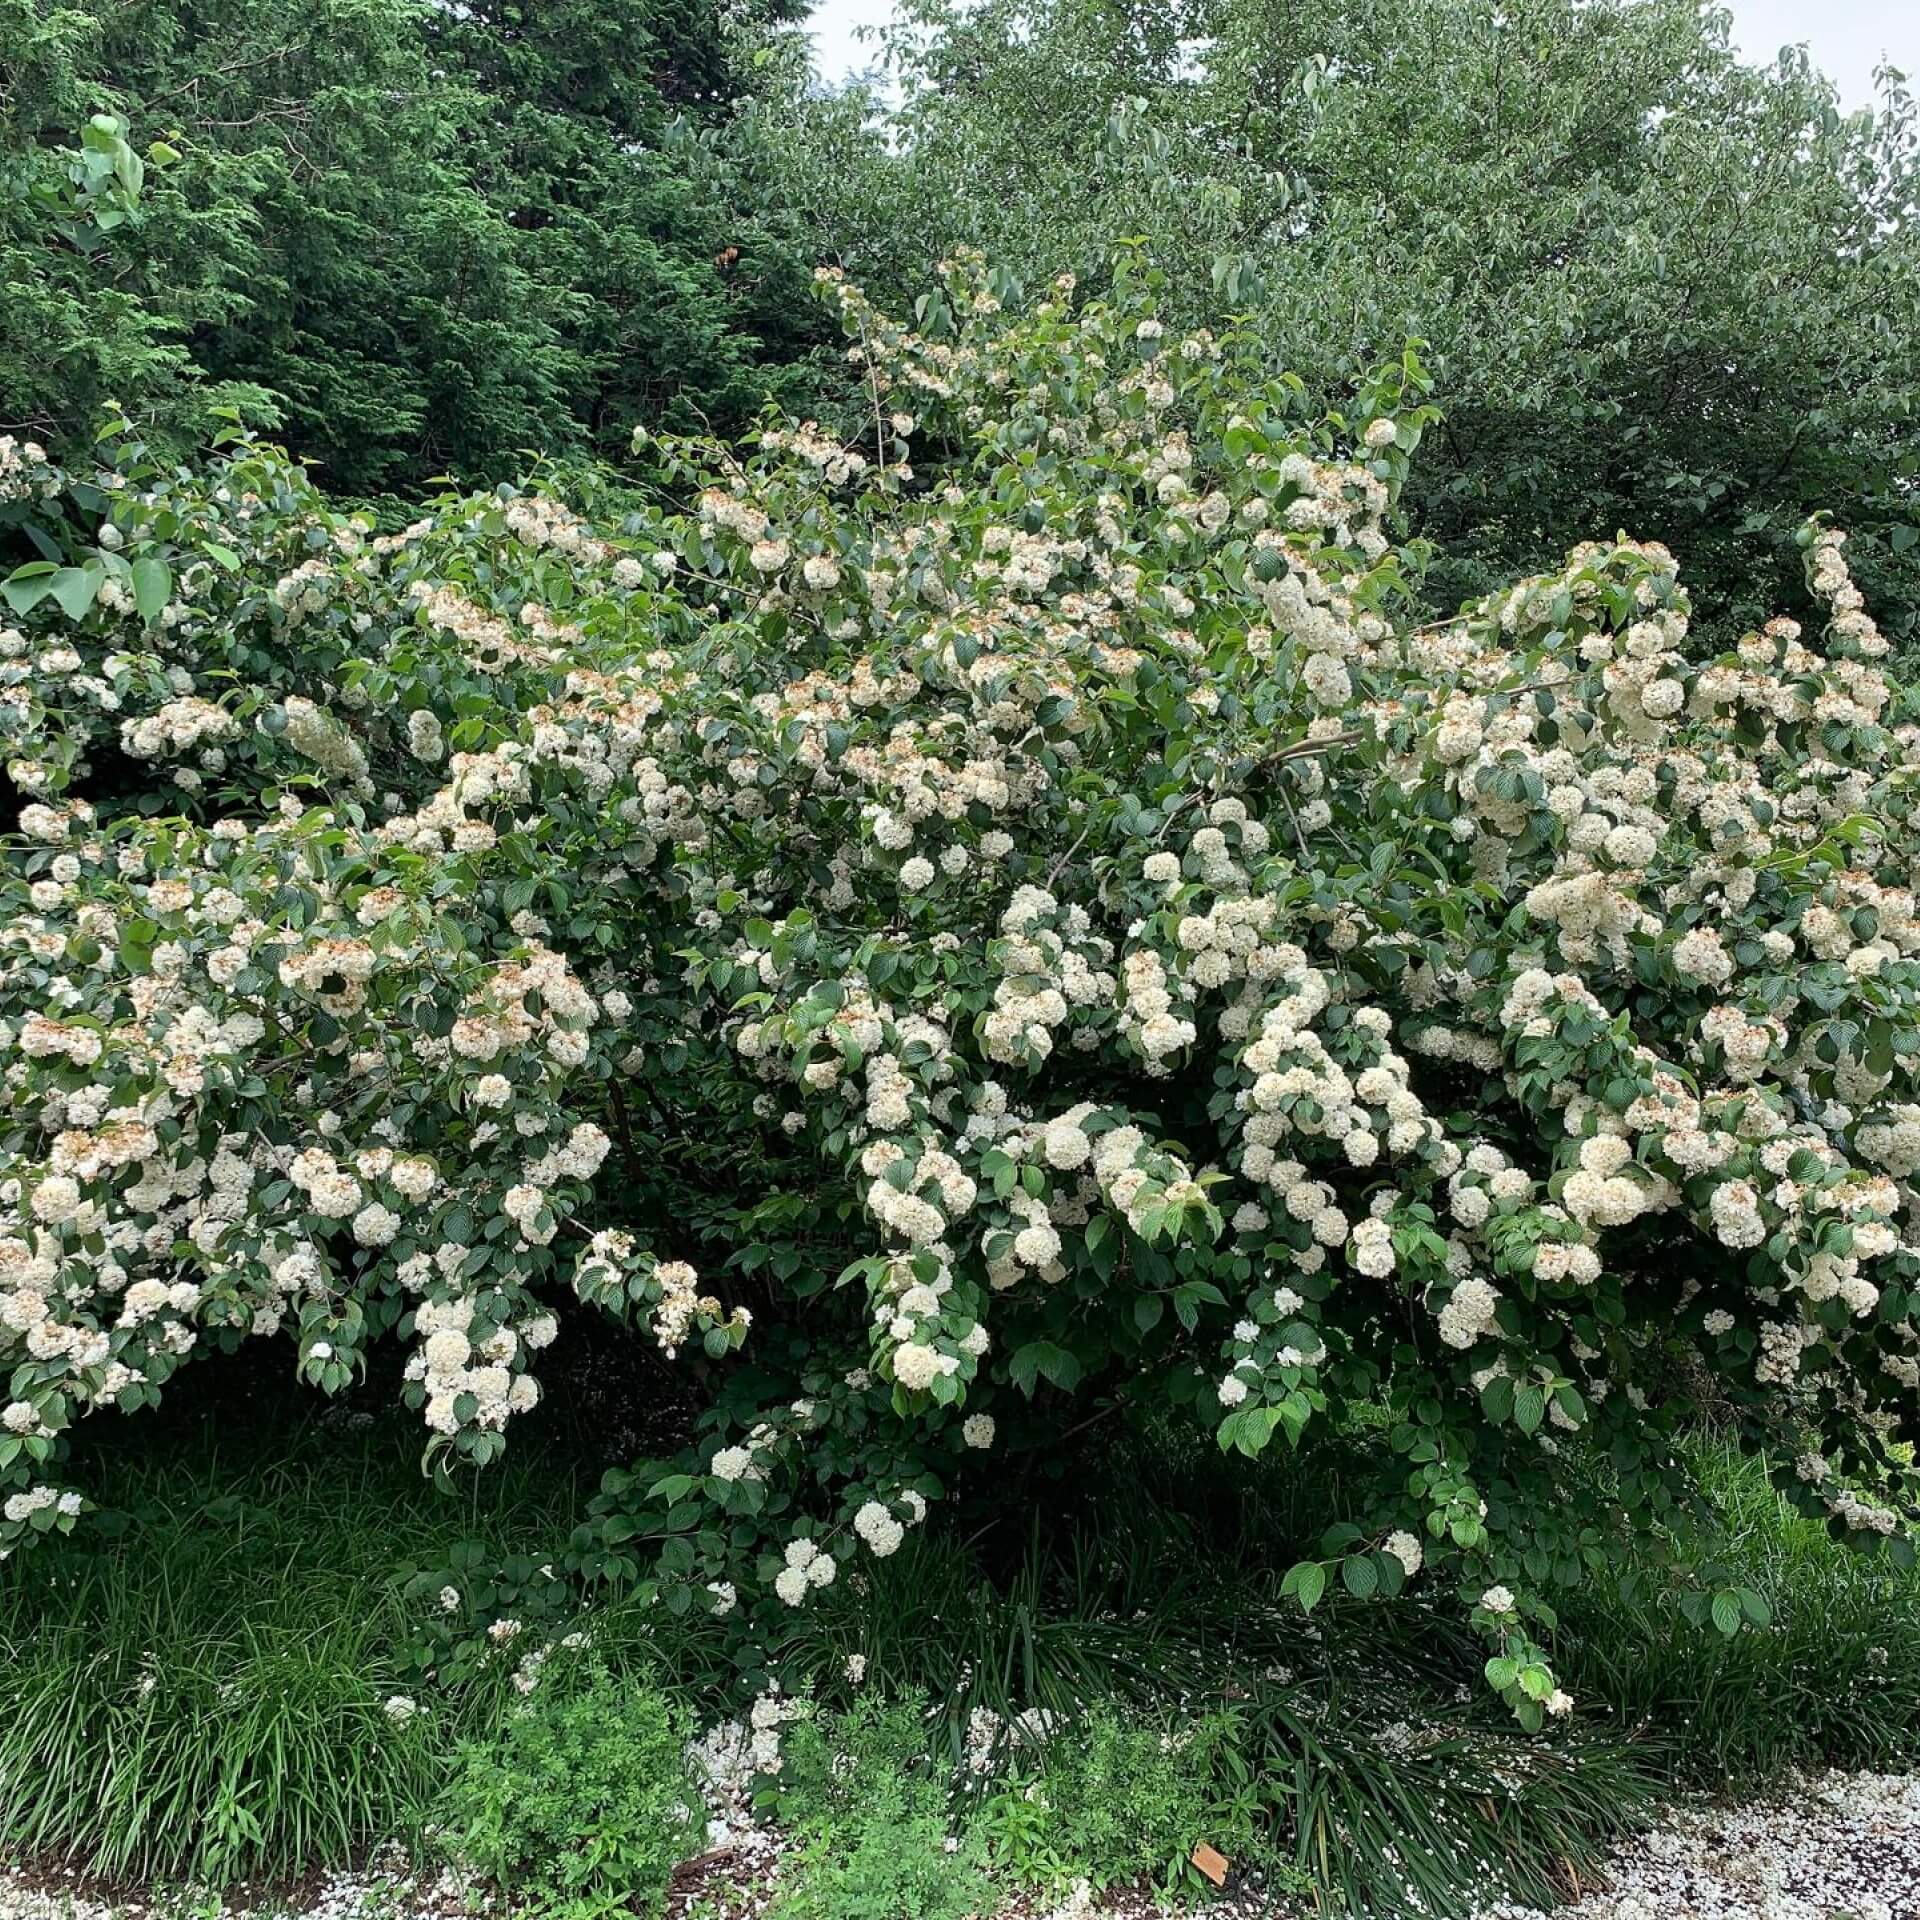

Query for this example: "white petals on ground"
[4,1772,1918,1920]
[1478,1771,1920,1920]
[0,1855,485,1920]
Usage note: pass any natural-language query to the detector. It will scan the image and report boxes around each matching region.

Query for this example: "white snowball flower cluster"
[773,1534,837,1605]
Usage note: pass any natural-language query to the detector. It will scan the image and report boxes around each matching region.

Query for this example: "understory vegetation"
[6,1387,1918,1913]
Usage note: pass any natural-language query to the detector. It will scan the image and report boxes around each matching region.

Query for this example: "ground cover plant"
[0,1405,541,1884]
[438,1659,699,1920]
[763,1697,994,1920]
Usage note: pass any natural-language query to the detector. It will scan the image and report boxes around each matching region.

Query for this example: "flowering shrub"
[3,252,1917,1729]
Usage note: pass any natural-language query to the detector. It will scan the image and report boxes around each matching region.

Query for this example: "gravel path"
[1479,1771,1920,1920]
[4,1771,1917,1920]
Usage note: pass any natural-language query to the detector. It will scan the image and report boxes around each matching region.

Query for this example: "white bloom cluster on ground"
[1,251,1915,1718]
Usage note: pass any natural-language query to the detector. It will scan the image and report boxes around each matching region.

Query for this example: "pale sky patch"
[1720,0,1916,105]
[803,0,1920,107]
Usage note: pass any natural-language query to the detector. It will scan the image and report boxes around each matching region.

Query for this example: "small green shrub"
[981,1704,1257,1893]
[763,1697,989,1920]
[766,1696,947,1835]
[772,1805,988,1920]
[438,1661,701,1920]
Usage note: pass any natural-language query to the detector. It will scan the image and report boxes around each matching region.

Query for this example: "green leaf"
[1009,1341,1080,1395]
[1282,1561,1326,1613]
[0,567,57,614]
[131,554,172,620]
[48,566,103,620]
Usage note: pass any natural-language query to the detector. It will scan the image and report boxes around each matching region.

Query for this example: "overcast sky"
[805,0,1918,106]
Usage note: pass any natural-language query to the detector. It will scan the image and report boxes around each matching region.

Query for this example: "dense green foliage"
[2,0,824,490]
[439,1661,699,1920]
[767,0,1920,632]
[10,0,1918,603]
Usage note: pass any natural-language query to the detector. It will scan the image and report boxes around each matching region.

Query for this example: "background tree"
[0,2,271,455]
[1,0,826,492]
[765,0,1920,634]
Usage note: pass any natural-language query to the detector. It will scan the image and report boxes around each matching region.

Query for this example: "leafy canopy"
[765,0,1920,635]
[1,0,823,491]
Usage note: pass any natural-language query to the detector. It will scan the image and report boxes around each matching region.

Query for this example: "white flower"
[854,1500,905,1557]
[30,1175,80,1224]
[352,1202,400,1246]
[1384,1530,1423,1578]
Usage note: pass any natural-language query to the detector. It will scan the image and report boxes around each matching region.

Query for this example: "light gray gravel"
[1478,1770,1920,1920]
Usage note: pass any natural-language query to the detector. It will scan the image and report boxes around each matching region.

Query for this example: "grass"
[1,1401,1915,1914]
[1555,1433,1920,1785]
[0,1406,584,1885]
